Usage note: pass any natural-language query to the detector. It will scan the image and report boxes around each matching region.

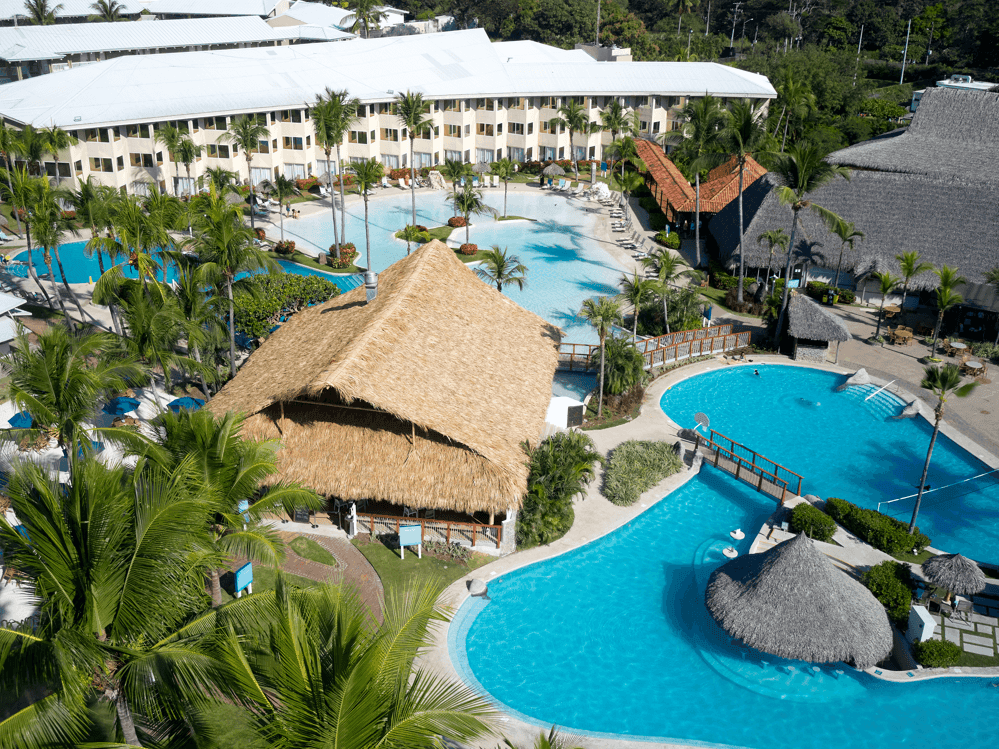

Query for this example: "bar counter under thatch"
[705,533,892,669]
[208,239,561,516]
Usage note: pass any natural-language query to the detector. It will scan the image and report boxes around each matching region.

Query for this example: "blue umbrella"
[167,397,205,413]
[8,411,32,429]
[103,396,141,416]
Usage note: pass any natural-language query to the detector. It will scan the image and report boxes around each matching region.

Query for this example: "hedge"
[234,274,340,339]
[861,560,914,624]
[448,216,467,227]
[603,440,683,506]
[790,502,837,543]
[459,243,478,255]
[912,639,962,668]
[825,497,931,556]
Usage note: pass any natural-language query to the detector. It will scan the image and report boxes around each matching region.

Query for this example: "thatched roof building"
[710,88,999,294]
[922,553,986,596]
[208,240,561,515]
[787,294,850,342]
[705,533,892,669]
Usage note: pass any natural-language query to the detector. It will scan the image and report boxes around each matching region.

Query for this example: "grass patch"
[23,303,63,321]
[282,250,361,274]
[218,565,321,604]
[955,649,999,668]
[497,215,534,221]
[698,286,763,319]
[603,440,684,506]
[351,535,491,598]
[394,225,454,243]
[288,536,337,566]
[893,548,935,565]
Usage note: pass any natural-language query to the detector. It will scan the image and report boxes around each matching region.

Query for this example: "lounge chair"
[472,178,479,188]
[547,177,554,188]
[0,232,11,243]
[381,176,390,188]
[491,175,499,188]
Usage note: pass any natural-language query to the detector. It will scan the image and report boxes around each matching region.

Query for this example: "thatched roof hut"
[705,533,892,669]
[922,553,986,597]
[208,239,561,516]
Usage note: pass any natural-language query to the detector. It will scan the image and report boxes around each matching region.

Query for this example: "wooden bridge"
[695,429,804,504]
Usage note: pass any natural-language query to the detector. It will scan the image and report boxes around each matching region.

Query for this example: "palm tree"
[773,69,817,151]
[89,0,125,20]
[316,88,359,250]
[987,267,999,344]
[608,134,642,180]
[600,98,631,148]
[65,177,122,332]
[31,186,85,326]
[42,125,78,186]
[491,157,516,217]
[0,123,24,236]
[219,114,269,230]
[756,228,788,295]
[351,158,384,275]
[896,250,933,316]
[261,174,300,242]
[188,186,279,378]
[909,364,976,533]
[830,220,864,291]
[199,165,239,195]
[399,223,423,255]
[396,90,433,229]
[349,0,386,36]
[175,134,203,213]
[142,183,185,281]
[24,0,64,24]
[616,169,645,205]
[3,326,141,455]
[871,271,900,339]
[579,297,622,418]
[170,253,223,396]
[504,726,586,749]
[642,250,691,334]
[718,100,766,304]
[475,245,528,294]
[154,122,184,196]
[16,124,48,175]
[769,142,850,342]
[447,181,492,246]
[659,94,726,268]
[0,165,52,306]
[311,100,343,255]
[92,195,163,299]
[549,99,600,180]
[618,270,653,337]
[929,265,966,357]
[442,158,468,217]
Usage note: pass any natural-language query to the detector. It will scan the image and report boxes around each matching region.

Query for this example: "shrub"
[61,210,76,220]
[912,639,962,668]
[837,289,856,304]
[333,175,355,188]
[459,243,478,255]
[790,502,838,542]
[295,176,318,191]
[253,227,266,240]
[603,440,683,506]
[233,274,340,339]
[654,230,681,250]
[861,560,914,623]
[517,432,601,549]
[972,342,999,362]
[825,497,931,555]
[713,271,739,290]
[273,240,295,256]
[599,335,647,396]
[448,216,467,227]
[327,244,358,269]
[422,539,472,563]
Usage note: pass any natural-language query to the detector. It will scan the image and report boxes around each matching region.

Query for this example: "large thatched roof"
[788,293,851,342]
[705,533,892,669]
[922,553,987,596]
[208,240,561,514]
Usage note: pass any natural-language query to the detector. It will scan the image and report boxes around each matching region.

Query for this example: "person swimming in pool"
[754,369,760,376]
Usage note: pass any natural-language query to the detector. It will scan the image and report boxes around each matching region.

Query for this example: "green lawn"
[698,285,763,319]
[394,225,454,242]
[497,215,534,222]
[289,536,338,566]
[956,650,999,668]
[351,536,491,598]
[284,249,362,274]
[218,565,321,604]
[893,548,935,565]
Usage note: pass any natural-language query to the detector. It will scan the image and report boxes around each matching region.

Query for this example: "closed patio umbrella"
[922,553,986,599]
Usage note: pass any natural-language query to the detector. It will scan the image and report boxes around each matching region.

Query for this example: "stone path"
[930,609,999,657]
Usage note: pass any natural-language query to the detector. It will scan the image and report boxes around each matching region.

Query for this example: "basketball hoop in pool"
[694,412,710,436]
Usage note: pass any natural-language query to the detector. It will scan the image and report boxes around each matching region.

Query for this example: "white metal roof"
[145,0,281,16]
[0,29,776,128]
[276,0,353,29]
[0,315,19,343]
[268,24,354,42]
[0,0,143,20]
[492,40,594,64]
[0,292,24,317]
[0,16,283,62]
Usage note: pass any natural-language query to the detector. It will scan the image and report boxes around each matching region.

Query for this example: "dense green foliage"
[233,274,340,339]
[861,560,915,623]
[517,431,602,548]
[825,497,931,555]
[603,440,683,506]
[912,638,963,668]
[637,287,704,336]
[789,501,837,542]
[600,335,647,395]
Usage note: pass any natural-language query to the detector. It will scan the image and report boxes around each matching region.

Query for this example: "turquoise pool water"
[9,243,361,292]
[551,370,597,399]
[283,191,626,343]
[659,364,999,562]
[454,469,999,747]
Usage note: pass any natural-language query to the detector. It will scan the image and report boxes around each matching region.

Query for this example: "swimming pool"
[453,468,999,747]
[282,191,626,343]
[659,364,999,562]
[551,370,597,399]
[9,243,361,292]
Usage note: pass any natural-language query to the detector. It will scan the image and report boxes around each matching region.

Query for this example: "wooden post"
[446,522,452,544]
[757,472,764,491]
[420,520,425,543]
[472,524,477,548]
[495,525,501,549]
[735,460,741,481]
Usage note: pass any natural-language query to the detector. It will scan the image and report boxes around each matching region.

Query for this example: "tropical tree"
[175,134,203,216]
[142,183,185,282]
[600,98,631,146]
[170,253,224,396]
[718,99,766,304]
[659,94,726,268]
[349,0,387,36]
[549,99,601,180]
[642,250,691,334]
[260,174,299,242]
[42,125,78,185]
[3,326,141,455]
[987,267,999,344]
[316,88,359,251]
[618,270,653,337]
[442,158,468,217]
[24,0,64,24]
[92,195,164,299]
[65,177,122,332]
[504,726,587,749]
[616,169,645,205]
[756,228,788,295]
[351,158,384,275]
[0,165,52,306]
[198,166,239,196]
[579,296,622,417]
[602,335,646,396]
[154,122,184,196]
[0,123,24,235]
[830,220,864,290]
[219,114,269,230]
[491,157,516,217]
[447,181,492,246]
[89,0,125,20]
[311,99,343,254]
[30,186,85,325]
[896,250,933,316]
[475,245,528,294]
[768,142,850,341]
[871,271,900,339]
[399,224,423,255]
[908,364,976,533]
[17,125,48,174]
[773,69,817,151]
[929,265,966,357]
[396,90,433,229]
[608,134,642,180]
[188,186,279,377]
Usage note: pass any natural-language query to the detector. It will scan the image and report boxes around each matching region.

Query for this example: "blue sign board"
[238,500,249,523]
[399,525,422,547]
[235,562,253,594]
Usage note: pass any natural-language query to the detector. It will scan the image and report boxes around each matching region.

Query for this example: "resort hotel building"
[0,28,776,193]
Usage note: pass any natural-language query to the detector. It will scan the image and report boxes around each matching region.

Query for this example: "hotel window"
[445,149,462,162]
[541,97,558,109]
[380,154,400,169]
[280,109,302,123]
[401,128,407,140]
[417,126,436,139]
[380,128,399,142]
[378,102,397,115]
[509,122,524,135]
[116,155,124,171]
[508,146,524,162]
[208,144,231,158]
[272,138,279,150]
[125,124,150,138]
[305,135,311,146]
[639,120,649,132]
[85,129,99,142]
[74,160,82,172]
[349,130,368,144]
[509,97,525,110]
[527,122,534,135]
[464,124,470,135]
[476,98,494,111]
[205,116,226,130]
[90,157,113,172]
[526,147,533,159]
[142,153,154,167]
[653,121,661,133]
[254,139,269,153]
[497,123,503,134]
[541,121,553,134]
[442,99,459,112]
[129,154,142,167]
[476,123,494,136]
[282,137,304,150]
[558,147,564,159]
[156,151,163,165]
[168,120,190,133]
[445,124,461,138]
[356,104,366,118]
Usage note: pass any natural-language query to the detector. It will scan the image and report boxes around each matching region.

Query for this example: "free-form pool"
[659,364,999,562]
[454,469,999,747]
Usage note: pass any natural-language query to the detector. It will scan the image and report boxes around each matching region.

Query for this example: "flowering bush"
[273,240,296,256]
[333,175,355,188]
[326,243,358,268]
[389,168,410,180]
[448,216,467,227]
[459,243,478,255]
[61,210,76,220]
[295,176,319,191]
[253,227,266,240]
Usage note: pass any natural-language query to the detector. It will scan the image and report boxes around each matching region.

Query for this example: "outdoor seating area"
[888,325,913,345]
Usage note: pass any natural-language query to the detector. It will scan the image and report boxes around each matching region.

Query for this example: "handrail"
[558,324,751,371]
[706,428,804,497]
[355,511,502,550]
[695,430,803,504]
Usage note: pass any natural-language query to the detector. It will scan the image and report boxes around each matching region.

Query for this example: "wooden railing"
[695,429,804,504]
[558,324,752,371]
[355,512,502,550]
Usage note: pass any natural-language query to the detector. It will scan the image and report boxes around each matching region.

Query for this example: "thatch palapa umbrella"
[542,163,565,177]
[472,162,491,175]
[922,553,986,601]
[705,533,892,669]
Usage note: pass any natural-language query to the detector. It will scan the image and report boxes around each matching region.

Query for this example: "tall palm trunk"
[570,128,579,180]
[326,154,340,259]
[184,163,193,235]
[335,144,348,248]
[114,690,141,746]
[931,310,945,357]
[278,203,285,241]
[834,250,845,290]
[94,246,122,335]
[4,155,21,236]
[23,224,54,307]
[596,332,606,417]
[503,178,508,217]
[736,162,746,304]
[693,172,701,268]
[52,245,88,324]
[774,210,799,342]
[781,116,791,152]
[226,276,236,378]
[875,293,887,338]
[191,343,211,397]
[452,182,458,216]
[363,193,372,273]
[246,154,255,231]
[174,161,181,197]
[662,293,671,335]
[209,567,222,607]
[42,249,72,328]
[909,409,942,533]
[465,217,470,246]
[409,136,417,228]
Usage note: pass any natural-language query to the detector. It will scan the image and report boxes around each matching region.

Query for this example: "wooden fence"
[355,512,502,550]
[559,324,752,371]
[695,429,804,504]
